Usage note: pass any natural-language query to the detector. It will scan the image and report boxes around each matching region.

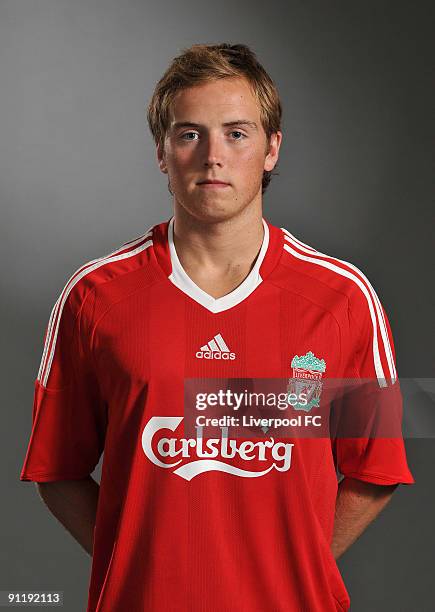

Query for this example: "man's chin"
[176,197,243,224]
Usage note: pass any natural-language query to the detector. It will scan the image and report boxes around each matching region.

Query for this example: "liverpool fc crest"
[287,351,326,412]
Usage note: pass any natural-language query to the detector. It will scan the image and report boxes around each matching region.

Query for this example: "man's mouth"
[197,179,230,187]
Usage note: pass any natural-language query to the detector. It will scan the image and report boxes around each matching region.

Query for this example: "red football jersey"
[21,217,414,611]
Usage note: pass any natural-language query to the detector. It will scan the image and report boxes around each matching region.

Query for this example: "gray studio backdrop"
[1,1,434,611]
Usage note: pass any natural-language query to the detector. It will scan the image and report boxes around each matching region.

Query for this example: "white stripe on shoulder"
[38,228,153,384]
[281,228,396,386]
[38,228,154,387]
[281,226,318,253]
[283,229,396,381]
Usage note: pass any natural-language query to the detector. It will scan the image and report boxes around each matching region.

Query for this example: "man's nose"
[203,133,224,167]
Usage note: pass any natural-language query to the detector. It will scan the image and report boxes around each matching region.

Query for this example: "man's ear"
[264,131,282,172]
[157,142,168,174]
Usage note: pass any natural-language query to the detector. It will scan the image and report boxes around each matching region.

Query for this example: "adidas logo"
[195,333,236,360]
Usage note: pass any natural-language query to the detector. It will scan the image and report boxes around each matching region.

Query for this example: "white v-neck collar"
[167,217,269,313]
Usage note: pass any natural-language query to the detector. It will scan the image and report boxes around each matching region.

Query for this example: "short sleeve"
[331,284,415,486]
[20,284,107,482]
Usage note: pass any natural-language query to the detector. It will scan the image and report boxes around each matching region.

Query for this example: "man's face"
[157,76,282,223]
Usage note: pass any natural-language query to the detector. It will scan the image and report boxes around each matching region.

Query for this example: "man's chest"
[92,286,343,405]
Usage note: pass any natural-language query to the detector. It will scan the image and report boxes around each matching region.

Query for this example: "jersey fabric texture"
[21,217,415,612]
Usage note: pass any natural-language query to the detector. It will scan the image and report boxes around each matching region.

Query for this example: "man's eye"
[181,132,198,140]
[230,131,246,140]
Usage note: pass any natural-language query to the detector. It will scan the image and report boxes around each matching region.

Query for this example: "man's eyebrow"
[223,120,258,130]
[170,120,258,131]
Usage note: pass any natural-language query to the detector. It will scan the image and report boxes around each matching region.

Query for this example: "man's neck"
[172,202,265,299]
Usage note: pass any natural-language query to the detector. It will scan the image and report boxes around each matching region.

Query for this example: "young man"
[21,43,414,611]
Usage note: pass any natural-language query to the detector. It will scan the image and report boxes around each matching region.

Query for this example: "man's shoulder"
[56,223,160,317]
[273,224,382,318]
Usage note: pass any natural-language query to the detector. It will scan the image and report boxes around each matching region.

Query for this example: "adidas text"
[195,350,236,360]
